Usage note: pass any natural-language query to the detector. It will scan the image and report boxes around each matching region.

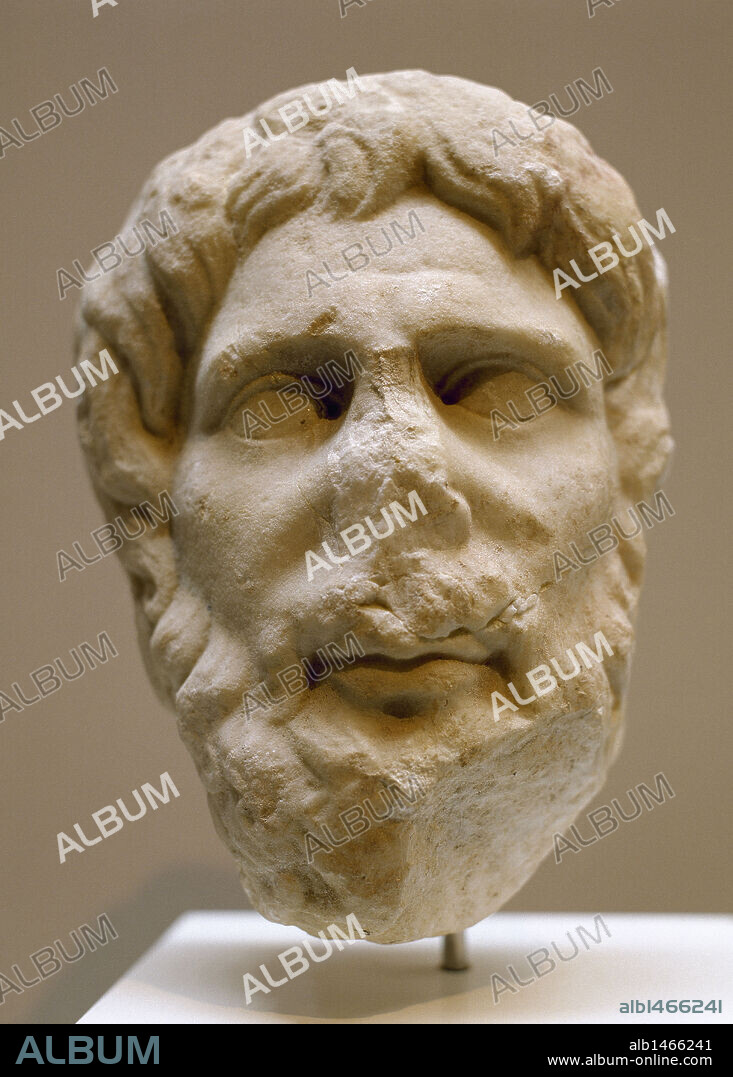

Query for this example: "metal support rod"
[441,930,469,971]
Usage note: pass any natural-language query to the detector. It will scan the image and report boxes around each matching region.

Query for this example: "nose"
[323,349,472,554]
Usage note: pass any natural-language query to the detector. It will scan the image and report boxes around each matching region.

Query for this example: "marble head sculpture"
[75,70,671,943]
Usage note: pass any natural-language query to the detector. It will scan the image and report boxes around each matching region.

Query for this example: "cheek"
[527,426,618,547]
[467,419,618,565]
[170,446,259,591]
[171,441,312,598]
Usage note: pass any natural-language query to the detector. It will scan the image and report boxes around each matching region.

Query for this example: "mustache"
[294,585,525,673]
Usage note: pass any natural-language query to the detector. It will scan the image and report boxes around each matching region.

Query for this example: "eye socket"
[438,360,539,419]
[226,373,346,442]
[300,374,345,420]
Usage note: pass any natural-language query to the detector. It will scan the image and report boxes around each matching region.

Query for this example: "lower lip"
[325,656,501,715]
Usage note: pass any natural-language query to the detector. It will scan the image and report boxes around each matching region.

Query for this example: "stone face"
[75,70,671,943]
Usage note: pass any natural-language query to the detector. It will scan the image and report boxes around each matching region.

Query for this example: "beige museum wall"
[0,0,730,1023]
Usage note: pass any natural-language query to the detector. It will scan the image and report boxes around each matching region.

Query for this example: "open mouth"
[310,650,506,719]
[302,625,502,686]
[339,651,484,672]
[297,600,517,712]
[303,649,480,689]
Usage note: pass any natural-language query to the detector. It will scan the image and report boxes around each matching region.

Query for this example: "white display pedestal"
[79,912,732,1024]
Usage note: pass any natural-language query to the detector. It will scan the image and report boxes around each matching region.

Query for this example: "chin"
[195,677,620,943]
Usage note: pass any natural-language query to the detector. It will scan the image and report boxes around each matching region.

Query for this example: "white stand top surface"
[79,911,732,1025]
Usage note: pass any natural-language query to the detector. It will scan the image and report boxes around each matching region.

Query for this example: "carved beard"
[149,546,634,943]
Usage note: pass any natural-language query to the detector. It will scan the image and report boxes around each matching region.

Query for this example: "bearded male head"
[74,70,671,943]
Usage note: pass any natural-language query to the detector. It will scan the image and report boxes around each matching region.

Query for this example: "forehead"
[199,190,597,366]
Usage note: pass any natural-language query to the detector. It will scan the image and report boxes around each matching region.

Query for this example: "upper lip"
[302,598,515,672]
[346,628,496,666]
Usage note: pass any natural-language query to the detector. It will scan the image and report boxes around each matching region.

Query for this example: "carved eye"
[227,374,344,441]
[438,362,538,419]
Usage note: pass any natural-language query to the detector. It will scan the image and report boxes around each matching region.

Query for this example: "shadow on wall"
[26,865,245,1024]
